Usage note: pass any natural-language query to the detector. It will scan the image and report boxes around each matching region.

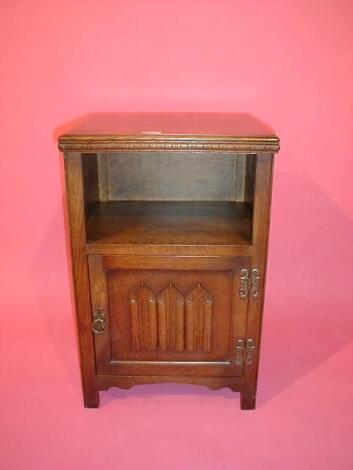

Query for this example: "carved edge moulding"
[129,282,213,353]
[58,136,280,152]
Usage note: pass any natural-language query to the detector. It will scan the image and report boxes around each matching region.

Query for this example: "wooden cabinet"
[59,112,280,409]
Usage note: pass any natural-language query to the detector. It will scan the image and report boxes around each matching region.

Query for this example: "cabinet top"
[58,112,280,153]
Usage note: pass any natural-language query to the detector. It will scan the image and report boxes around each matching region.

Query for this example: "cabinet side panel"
[244,155,256,203]
[234,154,256,203]
[64,152,99,407]
[82,154,99,216]
[234,154,245,201]
[243,154,274,404]
[97,153,109,201]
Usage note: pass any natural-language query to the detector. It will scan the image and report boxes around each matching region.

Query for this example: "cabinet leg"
[240,393,256,410]
[84,390,100,408]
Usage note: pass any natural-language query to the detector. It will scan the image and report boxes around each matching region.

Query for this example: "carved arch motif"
[157,283,185,351]
[130,283,157,350]
[185,283,213,352]
[129,282,213,352]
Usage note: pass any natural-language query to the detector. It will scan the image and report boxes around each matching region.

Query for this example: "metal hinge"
[234,338,256,366]
[239,268,260,299]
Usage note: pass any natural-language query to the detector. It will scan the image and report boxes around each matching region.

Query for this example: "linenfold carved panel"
[157,283,185,351]
[130,283,157,350]
[185,283,213,352]
[130,282,213,352]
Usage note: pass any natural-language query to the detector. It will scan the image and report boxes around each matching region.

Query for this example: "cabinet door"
[88,255,249,377]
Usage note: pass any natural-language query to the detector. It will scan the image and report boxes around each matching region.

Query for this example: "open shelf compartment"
[82,152,256,255]
[86,200,252,246]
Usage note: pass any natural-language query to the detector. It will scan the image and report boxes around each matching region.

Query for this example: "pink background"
[1,1,352,469]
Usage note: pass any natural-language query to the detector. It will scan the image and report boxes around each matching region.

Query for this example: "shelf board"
[85,201,252,256]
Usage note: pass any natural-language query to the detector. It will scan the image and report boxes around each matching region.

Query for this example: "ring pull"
[92,307,106,334]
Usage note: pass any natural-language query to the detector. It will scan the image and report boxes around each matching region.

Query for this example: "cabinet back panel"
[97,152,248,201]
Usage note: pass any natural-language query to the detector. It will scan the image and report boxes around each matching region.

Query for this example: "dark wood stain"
[86,201,252,248]
[60,112,279,409]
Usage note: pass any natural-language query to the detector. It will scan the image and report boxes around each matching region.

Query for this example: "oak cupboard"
[58,112,280,409]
